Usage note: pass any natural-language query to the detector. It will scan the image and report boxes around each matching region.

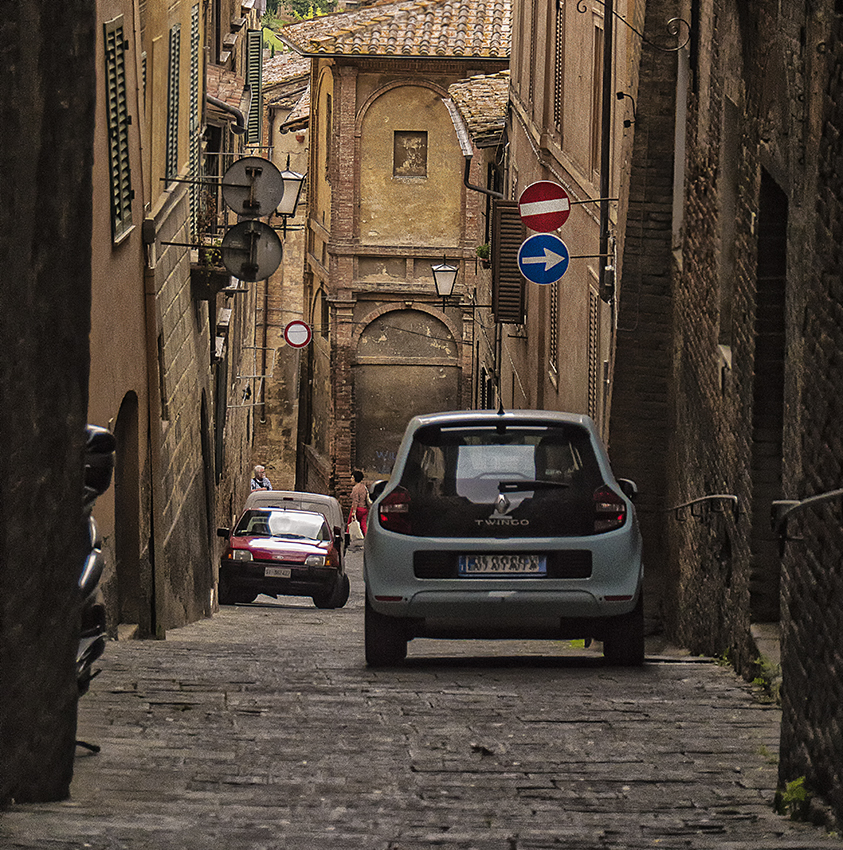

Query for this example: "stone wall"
[777,1,843,829]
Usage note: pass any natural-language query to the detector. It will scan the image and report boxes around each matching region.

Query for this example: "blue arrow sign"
[517,233,570,284]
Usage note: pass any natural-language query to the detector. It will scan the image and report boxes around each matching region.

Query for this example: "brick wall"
[609,0,681,634]
[777,1,843,828]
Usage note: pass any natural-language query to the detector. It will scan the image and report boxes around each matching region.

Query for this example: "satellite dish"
[220,220,283,281]
[221,156,285,219]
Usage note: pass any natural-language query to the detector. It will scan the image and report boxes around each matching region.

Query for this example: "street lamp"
[275,154,306,233]
[431,258,458,311]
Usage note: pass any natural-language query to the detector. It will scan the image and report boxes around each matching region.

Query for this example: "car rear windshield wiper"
[498,479,570,492]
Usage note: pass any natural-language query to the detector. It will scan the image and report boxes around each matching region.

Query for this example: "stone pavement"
[2,548,840,850]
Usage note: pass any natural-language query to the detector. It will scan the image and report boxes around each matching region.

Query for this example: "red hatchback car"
[217,508,350,608]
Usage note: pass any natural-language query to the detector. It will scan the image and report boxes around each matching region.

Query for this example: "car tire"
[602,592,645,666]
[219,574,256,605]
[365,595,408,667]
[313,573,350,609]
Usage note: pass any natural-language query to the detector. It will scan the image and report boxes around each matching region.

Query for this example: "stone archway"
[113,391,143,631]
[354,308,459,478]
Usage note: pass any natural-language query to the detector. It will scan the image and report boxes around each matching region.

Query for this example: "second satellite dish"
[221,156,285,219]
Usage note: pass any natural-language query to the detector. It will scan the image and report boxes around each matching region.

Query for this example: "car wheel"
[219,574,255,605]
[365,595,407,667]
[602,592,645,666]
[313,573,350,609]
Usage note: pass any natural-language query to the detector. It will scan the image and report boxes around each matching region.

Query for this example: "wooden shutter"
[166,24,181,182]
[492,200,526,324]
[245,29,263,146]
[104,16,133,240]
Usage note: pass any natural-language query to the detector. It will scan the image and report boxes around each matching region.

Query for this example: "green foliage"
[276,0,337,20]
[775,776,811,821]
[475,243,490,260]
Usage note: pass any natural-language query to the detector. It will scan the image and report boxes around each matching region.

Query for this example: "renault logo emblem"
[494,493,511,515]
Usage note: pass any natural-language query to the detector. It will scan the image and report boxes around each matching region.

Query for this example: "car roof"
[407,409,595,430]
[243,490,343,525]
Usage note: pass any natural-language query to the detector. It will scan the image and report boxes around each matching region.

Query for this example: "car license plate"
[458,554,546,576]
[265,566,291,578]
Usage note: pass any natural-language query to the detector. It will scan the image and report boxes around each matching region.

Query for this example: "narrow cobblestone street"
[3,548,840,850]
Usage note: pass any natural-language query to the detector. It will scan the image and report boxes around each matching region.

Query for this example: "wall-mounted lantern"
[431,258,458,311]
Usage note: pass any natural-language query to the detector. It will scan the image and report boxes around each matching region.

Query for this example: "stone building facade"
[280,0,510,509]
[251,51,311,490]
[87,0,266,638]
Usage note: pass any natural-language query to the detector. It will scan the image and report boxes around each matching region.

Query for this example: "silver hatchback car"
[363,410,644,666]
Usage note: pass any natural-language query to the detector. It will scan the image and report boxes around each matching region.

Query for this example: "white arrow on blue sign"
[517,233,570,284]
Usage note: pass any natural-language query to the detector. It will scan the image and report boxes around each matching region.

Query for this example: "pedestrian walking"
[250,465,272,491]
[348,470,370,537]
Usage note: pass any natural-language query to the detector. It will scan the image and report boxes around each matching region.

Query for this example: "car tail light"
[378,487,412,534]
[593,485,627,532]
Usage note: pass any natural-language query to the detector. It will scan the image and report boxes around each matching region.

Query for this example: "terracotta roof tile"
[278,0,510,59]
[448,69,508,147]
[263,50,312,86]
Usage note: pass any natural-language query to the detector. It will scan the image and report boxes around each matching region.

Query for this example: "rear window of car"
[395,422,605,537]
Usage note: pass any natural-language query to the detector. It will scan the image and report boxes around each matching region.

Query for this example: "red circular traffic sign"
[283,320,312,348]
[518,181,571,232]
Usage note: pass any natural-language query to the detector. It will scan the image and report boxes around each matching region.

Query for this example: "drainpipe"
[442,98,505,200]
[599,0,615,303]
[206,93,247,135]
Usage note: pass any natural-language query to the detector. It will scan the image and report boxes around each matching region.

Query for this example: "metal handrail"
[771,488,843,549]
[640,494,740,522]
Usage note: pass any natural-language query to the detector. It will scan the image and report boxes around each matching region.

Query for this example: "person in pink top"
[349,470,370,535]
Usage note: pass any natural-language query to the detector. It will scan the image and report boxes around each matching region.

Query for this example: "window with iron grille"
[549,280,559,383]
[554,3,565,131]
[528,0,537,104]
[587,287,599,418]
[590,23,603,176]
[189,5,200,237]
[104,16,133,241]
[245,29,263,146]
[166,24,181,184]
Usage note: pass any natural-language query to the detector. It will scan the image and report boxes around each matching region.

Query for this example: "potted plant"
[475,243,491,268]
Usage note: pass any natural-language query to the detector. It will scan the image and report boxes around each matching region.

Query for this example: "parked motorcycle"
[76,425,115,752]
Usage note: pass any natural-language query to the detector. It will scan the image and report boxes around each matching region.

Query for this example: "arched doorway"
[354,309,459,478]
[113,392,143,631]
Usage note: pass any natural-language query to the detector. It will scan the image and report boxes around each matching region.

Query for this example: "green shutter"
[189,5,200,236]
[245,29,263,147]
[104,16,133,240]
[166,24,181,182]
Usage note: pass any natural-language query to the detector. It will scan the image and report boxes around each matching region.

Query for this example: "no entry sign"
[518,181,571,232]
[283,320,312,348]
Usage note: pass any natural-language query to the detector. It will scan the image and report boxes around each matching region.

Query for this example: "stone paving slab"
[1,549,840,849]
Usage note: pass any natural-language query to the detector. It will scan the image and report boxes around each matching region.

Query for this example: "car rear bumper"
[364,527,642,623]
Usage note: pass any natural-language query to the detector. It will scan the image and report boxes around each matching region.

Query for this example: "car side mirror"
[617,479,638,502]
[370,479,388,500]
[216,527,230,538]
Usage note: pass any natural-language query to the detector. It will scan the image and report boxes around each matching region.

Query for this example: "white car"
[363,410,644,666]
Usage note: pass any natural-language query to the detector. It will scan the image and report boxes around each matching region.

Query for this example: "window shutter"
[245,29,263,146]
[189,5,200,237]
[104,16,133,241]
[587,287,599,418]
[166,24,181,182]
[492,199,526,324]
